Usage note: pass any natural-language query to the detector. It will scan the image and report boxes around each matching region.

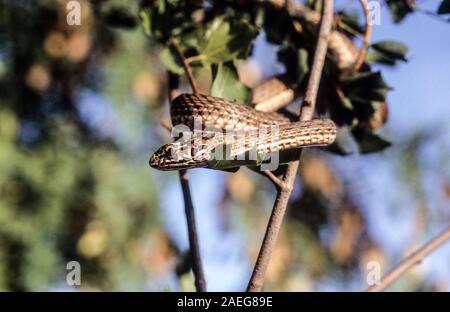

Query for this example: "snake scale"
[149,93,337,171]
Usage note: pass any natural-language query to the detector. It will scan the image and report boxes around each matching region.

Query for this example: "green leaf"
[210,62,250,103]
[278,45,309,83]
[210,166,240,173]
[337,11,364,37]
[0,59,6,79]
[297,48,309,83]
[208,144,277,171]
[341,71,391,103]
[104,8,138,29]
[207,144,246,170]
[230,20,259,59]
[438,0,450,14]
[0,110,18,141]
[351,99,378,122]
[139,0,202,42]
[262,5,291,45]
[139,10,151,36]
[325,142,352,156]
[351,128,391,154]
[339,95,354,110]
[372,40,409,62]
[341,71,389,89]
[199,20,232,63]
[156,0,166,14]
[159,47,184,75]
[366,51,397,66]
[348,88,389,102]
[386,0,414,23]
[197,18,258,64]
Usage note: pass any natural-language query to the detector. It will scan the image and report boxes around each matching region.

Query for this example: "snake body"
[149,94,337,171]
[171,93,291,130]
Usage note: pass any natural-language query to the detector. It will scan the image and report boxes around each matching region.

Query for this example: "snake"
[149,93,337,171]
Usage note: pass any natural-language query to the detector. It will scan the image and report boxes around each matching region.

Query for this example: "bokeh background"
[0,0,449,291]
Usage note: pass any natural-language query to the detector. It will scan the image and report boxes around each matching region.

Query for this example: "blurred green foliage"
[0,0,160,290]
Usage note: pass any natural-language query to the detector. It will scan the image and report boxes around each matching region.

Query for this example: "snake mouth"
[149,142,212,171]
[149,144,170,169]
[148,153,159,168]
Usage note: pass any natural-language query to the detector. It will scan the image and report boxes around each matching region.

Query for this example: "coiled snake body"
[149,94,337,171]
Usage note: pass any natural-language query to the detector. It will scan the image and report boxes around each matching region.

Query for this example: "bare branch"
[169,37,199,94]
[178,169,207,292]
[263,171,292,192]
[367,225,450,292]
[299,0,334,121]
[351,0,373,74]
[247,0,334,292]
[167,69,206,291]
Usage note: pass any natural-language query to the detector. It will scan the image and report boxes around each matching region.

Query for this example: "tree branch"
[367,225,450,292]
[263,171,292,192]
[351,0,372,74]
[178,169,207,292]
[167,44,206,291]
[299,0,334,121]
[169,37,199,94]
[247,0,334,292]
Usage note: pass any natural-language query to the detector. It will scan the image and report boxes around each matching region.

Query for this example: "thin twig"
[351,0,372,74]
[299,0,334,121]
[178,169,207,292]
[247,0,334,292]
[263,171,291,192]
[416,8,450,24]
[169,37,200,94]
[167,65,206,290]
[367,225,450,292]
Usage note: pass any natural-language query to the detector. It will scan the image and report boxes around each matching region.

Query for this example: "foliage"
[0,0,159,290]
[138,0,404,154]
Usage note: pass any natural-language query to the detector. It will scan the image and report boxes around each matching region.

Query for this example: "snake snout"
[149,152,160,168]
[149,144,181,170]
[149,145,169,169]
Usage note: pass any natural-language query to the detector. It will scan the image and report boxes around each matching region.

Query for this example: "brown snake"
[149,93,337,171]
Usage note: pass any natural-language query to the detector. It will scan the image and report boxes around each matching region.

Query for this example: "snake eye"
[165,145,174,156]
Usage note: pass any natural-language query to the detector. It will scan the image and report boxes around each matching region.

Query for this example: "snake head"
[149,143,209,171]
[149,144,175,170]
